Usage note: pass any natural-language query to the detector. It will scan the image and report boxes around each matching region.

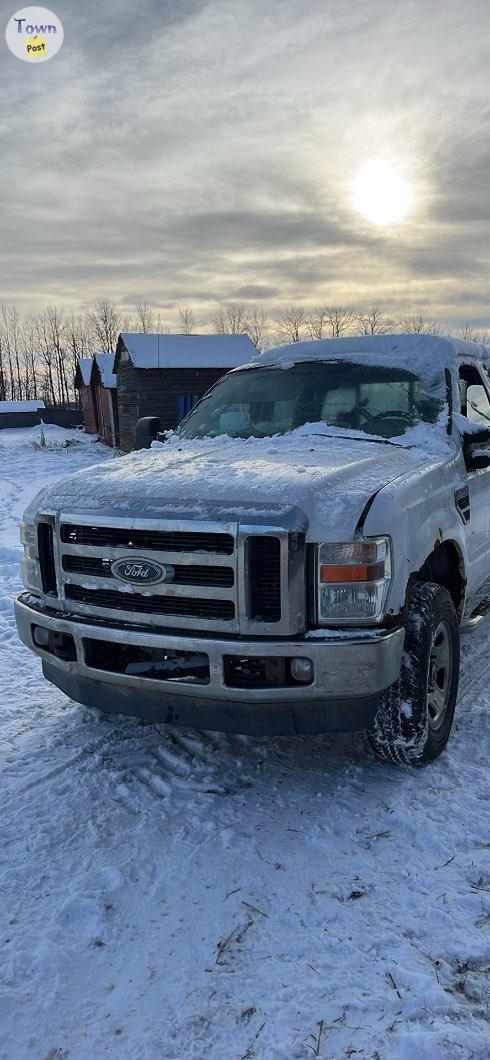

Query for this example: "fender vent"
[455,486,470,524]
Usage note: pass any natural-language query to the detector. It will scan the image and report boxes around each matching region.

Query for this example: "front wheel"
[367,582,460,766]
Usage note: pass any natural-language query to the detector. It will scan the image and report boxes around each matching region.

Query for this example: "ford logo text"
[111,558,174,585]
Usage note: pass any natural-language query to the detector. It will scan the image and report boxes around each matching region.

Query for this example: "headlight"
[316,537,391,624]
[20,521,38,558]
[20,520,42,592]
[18,488,51,594]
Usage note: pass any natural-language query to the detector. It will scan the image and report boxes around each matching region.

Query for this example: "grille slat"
[60,524,234,554]
[65,584,235,621]
[38,523,57,596]
[62,554,234,587]
[248,536,281,623]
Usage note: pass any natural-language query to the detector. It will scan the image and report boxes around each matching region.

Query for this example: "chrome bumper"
[15,595,405,735]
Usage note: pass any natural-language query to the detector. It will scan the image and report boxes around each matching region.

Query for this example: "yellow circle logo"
[5,6,63,63]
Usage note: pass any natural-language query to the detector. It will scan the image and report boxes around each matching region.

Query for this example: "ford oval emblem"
[111,557,174,585]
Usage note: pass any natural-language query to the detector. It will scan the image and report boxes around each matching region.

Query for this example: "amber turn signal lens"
[320,562,385,583]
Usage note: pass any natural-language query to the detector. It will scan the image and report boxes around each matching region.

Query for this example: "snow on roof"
[119,332,256,369]
[78,355,116,388]
[250,333,490,398]
[78,357,95,386]
[0,399,45,413]
[95,353,116,389]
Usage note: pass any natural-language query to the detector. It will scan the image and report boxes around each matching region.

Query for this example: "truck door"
[458,364,490,593]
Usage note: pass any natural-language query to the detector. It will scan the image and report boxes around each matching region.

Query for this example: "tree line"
[0,298,488,406]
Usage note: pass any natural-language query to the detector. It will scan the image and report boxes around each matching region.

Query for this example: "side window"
[466,383,490,425]
[459,365,490,426]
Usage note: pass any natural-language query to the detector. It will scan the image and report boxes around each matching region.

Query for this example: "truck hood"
[39,435,444,540]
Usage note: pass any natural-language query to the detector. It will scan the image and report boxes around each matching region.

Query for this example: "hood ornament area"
[111,557,174,585]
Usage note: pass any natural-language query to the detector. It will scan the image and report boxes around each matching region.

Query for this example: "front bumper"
[15,594,405,736]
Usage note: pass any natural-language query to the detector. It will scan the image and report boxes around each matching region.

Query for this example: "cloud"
[0,0,489,324]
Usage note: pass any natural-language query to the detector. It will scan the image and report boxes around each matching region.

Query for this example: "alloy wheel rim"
[427,620,453,731]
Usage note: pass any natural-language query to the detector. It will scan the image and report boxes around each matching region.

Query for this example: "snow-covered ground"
[0,427,488,1060]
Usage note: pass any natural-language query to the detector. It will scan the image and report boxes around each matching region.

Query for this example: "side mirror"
[135,416,162,450]
[470,450,490,471]
[462,426,490,445]
[462,427,490,471]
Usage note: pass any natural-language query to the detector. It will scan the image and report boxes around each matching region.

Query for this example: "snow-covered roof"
[250,334,490,399]
[0,399,45,413]
[95,353,116,389]
[77,355,116,388]
[253,333,488,369]
[78,357,95,386]
[119,332,256,369]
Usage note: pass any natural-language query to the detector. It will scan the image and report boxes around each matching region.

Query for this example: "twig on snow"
[435,853,455,869]
[307,1019,324,1057]
[386,971,402,999]
[216,918,252,965]
[241,901,268,918]
[240,1020,266,1060]
[225,887,241,900]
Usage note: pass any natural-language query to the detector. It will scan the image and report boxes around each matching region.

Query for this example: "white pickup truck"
[15,334,490,765]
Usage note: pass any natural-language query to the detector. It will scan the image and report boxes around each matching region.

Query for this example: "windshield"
[177,361,443,441]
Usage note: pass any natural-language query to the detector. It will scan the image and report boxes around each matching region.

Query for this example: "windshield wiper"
[307,431,412,449]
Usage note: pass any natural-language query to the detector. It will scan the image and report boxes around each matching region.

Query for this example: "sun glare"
[353,161,415,226]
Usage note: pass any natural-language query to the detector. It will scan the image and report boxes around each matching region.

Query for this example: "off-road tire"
[367,582,460,766]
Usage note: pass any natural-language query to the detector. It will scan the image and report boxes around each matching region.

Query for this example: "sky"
[1,0,489,327]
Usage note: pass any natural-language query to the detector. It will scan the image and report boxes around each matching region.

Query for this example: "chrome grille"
[60,523,234,554]
[56,514,240,633]
[62,554,234,587]
[66,585,235,621]
[52,510,307,636]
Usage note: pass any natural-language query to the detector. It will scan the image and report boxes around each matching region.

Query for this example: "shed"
[115,333,256,451]
[0,399,46,430]
[74,354,118,447]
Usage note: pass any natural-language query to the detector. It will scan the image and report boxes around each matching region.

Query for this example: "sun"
[353,161,415,226]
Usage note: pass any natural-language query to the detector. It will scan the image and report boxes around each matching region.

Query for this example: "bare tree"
[66,312,93,360]
[66,313,94,405]
[1,304,24,400]
[46,306,70,405]
[178,306,196,334]
[34,311,57,406]
[356,305,395,335]
[276,306,308,343]
[0,319,6,401]
[327,305,356,338]
[399,314,440,335]
[306,305,329,340]
[457,322,490,345]
[212,302,249,335]
[245,305,270,350]
[87,298,123,354]
[308,305,356,339]
[135,302,156,334]
[22,314,40,400]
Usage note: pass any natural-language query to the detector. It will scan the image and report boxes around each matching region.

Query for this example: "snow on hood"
[38,428,450,541]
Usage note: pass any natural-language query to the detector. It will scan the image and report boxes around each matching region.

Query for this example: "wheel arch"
[408,540,466,619]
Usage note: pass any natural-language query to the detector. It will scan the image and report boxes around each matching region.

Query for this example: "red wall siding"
[79,384,99,434]
[95,386,116,447]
